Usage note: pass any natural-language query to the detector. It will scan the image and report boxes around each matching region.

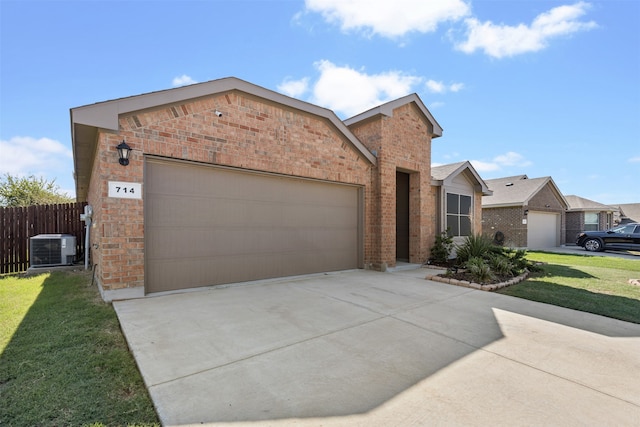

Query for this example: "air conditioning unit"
[30,234,76,267]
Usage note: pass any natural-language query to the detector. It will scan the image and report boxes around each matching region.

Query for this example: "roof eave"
[70,78,376,165]
[344,93,443,138]
[482,202,526,208]
[71,77,380,201]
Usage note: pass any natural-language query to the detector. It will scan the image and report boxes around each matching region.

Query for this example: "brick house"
[430,161,492,247]
[614,203,640,225]
[482,175,568,249]
[71,77,443,300]
[565,195,617,244]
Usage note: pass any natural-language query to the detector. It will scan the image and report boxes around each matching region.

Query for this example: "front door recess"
[396,171,410,262]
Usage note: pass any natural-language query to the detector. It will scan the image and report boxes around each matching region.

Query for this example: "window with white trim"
[446,193,472,237]
[584,213,599,231]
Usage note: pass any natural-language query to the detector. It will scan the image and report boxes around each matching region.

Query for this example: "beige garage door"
[527,212,559,249]
[145,158,362,293]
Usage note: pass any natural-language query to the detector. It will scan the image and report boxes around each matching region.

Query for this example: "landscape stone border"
[424,267,530,292]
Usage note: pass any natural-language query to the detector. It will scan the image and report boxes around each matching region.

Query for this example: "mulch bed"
[424,262,529,291]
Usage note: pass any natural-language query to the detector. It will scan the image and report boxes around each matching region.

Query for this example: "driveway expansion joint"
[148,314,391,389]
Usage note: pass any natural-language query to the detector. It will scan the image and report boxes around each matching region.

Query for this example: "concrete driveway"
[539,245,640,259]
[113,268,640,426]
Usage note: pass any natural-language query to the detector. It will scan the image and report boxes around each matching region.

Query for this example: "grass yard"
[0,270,159,427]
[497,251,640,324]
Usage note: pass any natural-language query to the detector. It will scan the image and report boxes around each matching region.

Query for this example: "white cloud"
[426,80,446,94]
[449,82,464,92]
[470,151,532,173]
[0,136,73,188]
[493,151,532,167]
[304,0,471,38]
[456,2,597,58]
[425,79,464,94]
[172,74,198,87]
[277,77,310,98]
[310,60,422,117]
[629,156,640,163]
[470,160,500,172]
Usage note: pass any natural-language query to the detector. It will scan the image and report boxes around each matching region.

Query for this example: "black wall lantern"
[116,140,132,166]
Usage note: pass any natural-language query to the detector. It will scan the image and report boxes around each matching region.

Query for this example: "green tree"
[0,174,73,207]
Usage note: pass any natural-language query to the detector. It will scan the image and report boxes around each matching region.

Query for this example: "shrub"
[430,229,454,264]
[509,249,530,272]
[498,248,541,275]
[488,254,514,277]
[465,256,495,283]
[455,233,496,263]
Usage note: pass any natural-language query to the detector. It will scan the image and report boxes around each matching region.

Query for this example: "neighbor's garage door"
[145,158,361,293]
[527,212,560,248]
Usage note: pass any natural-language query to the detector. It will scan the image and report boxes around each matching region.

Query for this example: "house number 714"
[108,181,142,199]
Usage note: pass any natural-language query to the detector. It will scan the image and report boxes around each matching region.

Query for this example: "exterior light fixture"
[116,140,132,166]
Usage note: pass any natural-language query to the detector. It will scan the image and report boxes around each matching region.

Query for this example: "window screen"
[446,193,472,237]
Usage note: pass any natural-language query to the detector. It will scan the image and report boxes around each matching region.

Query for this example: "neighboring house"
[482,175,568,249]
[430,161,492,247]
[565,195,617,243]
[71,77,443,300]
[615,203,640,224]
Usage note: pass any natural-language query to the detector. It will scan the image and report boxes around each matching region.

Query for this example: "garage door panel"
[282,205,357,228]
[145,159,361,293]
[147,248,359,294]
[148,196,289,228]
[148,225,360,260]
[147,254,285,293]
[527,212,559,248]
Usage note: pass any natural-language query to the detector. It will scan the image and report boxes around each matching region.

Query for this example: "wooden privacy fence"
[0,202,87,274]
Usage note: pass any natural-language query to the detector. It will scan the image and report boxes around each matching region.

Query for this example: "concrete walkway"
[114,269,640,426]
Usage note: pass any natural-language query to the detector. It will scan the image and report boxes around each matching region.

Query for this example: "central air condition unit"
[30,234,76,267]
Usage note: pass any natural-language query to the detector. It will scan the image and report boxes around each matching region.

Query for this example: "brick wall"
[89,90,374,291]
[566,211,583,243]
[482,207,528,247]
[349,103,435,268]
[87,132,144,290]
[566,211,612,243]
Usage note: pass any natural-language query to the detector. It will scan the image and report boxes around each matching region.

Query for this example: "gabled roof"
[482,175,568,209]
[565,195,617,212]
[431,161,492,196]
[615,203,640,223]
[343,93,443,138]
[70,77,378,201]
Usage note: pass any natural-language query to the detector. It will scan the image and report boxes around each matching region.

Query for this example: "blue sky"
[1,0,638,204]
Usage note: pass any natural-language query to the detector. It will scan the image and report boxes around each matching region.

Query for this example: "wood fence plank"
[0,202,87,273]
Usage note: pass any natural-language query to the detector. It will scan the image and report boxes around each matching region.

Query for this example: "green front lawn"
[497,251,640,324]
[0,271,159,426]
